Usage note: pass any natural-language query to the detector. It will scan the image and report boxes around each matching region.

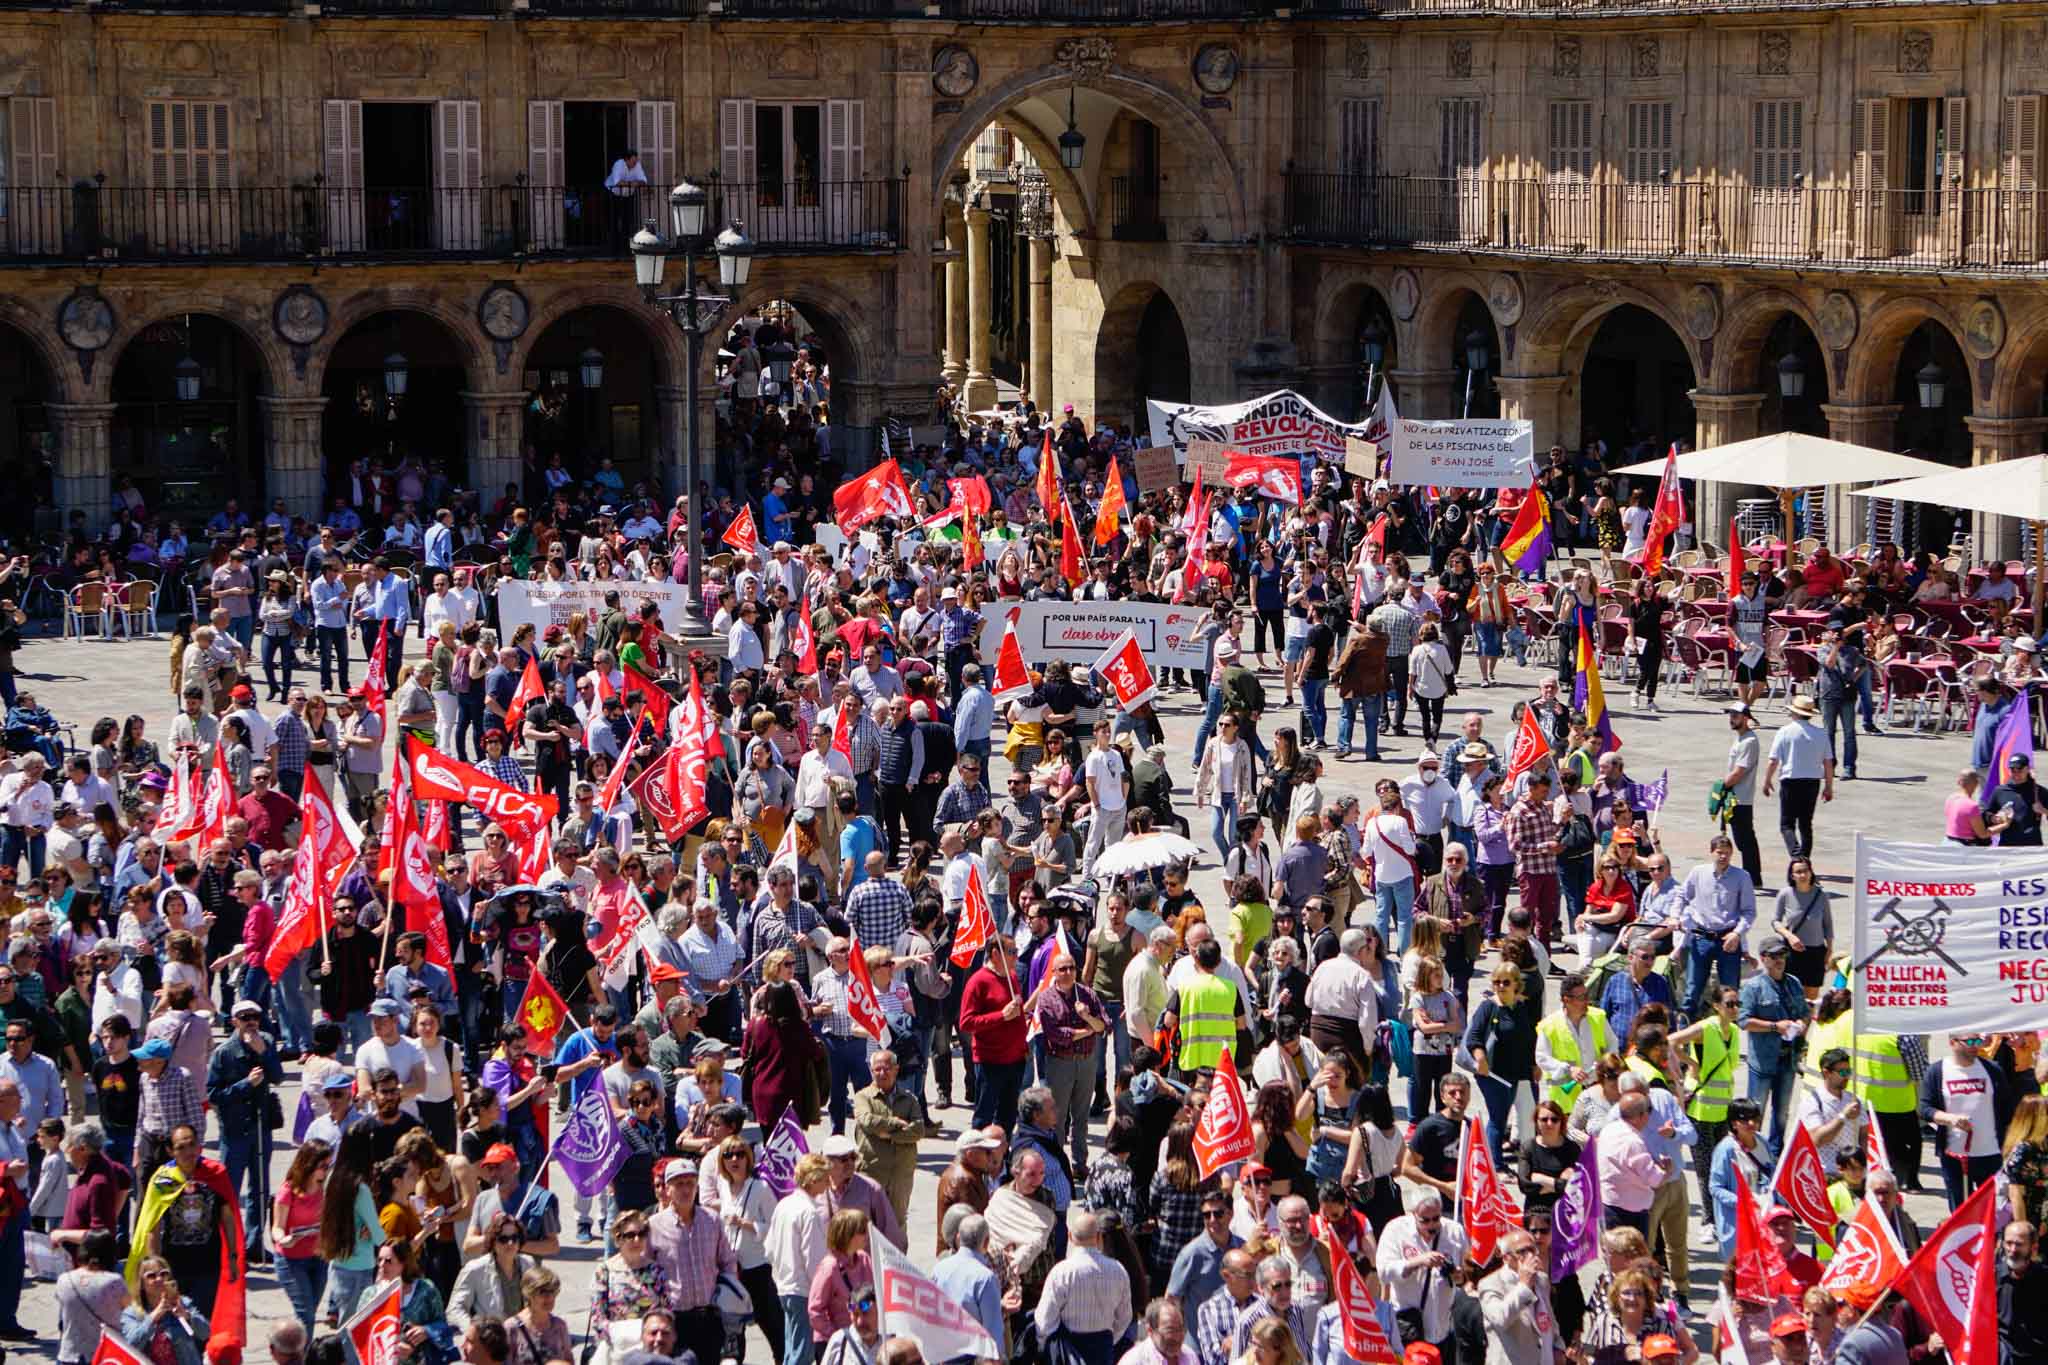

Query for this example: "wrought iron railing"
[941,0,1252,16]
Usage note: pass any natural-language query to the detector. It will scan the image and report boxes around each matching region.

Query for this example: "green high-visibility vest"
[1687,1020,1741,1123]
[1852,1031,1916,1114]
[1802,1013,1854,1091]
[1537,1008,1611,1107]
[1177,973,1238,1072]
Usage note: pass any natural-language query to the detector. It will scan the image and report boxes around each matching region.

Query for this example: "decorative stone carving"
[477,285,531,344]
[1389,269,1420,322]
[1193,45,1238,94]
[735,39,818,80]
[1632,36,1660,79]
[1448,39,1473,79]
[1965,298,2005,360]
[168,40,210,73]
[273,286,328,348]
[57,289,114,353]
[375,40,433,78]
[1681,284,1721,341]
[1345,38,1370,80]
[1900,29,1932,74]
[536,45,573,79]
[577,43,624,79]
[1818,291,1859,351]
[1053,37,1114,76]
[1760,31,1790,75]
[1488,273,1524,327]
[1555,37,1582,79]
[2021,22,2048,71]
[932,45,978,98]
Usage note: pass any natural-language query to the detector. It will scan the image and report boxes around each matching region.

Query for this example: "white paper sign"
[977,600,1211,674]
[496,580,695,640]
[1387,417,1537,489]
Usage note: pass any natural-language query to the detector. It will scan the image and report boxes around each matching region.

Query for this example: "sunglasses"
[617,1230,648,1242]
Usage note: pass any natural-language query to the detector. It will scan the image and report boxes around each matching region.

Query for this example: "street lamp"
[1360,316,1388,411]
[579,347,605,391]
[383,351,409,400]
[1776,350,1806,400]
[1460,328,1490,418]
[1916,359,1947,411]
[174,354,202,403]
[630,194,757,636]
[1058,85,1085,172]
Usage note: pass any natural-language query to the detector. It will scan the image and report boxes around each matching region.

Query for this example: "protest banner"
[1184,438,1232,486]
[1387,416,1537,489]
[1148,388,1373,463]
[1345,436,1381,480]
[499,579,695,641]
[975,599,1211,674]
[1851,837,2048,1036]
[1132,446,1180,495]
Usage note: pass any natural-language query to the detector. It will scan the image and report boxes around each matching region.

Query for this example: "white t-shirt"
[1083,747,1127,812]
[1795,1084,1864,1175]
[417,1034,462,1105]
[1937,1059,2000,1158]
[1362,812,1419,885]
[356,1035,426,1117]
[1621,505,1653,554]
[1216,745,1238,795]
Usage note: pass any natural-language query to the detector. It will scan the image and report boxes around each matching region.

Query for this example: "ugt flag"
[758,1106,811,1198]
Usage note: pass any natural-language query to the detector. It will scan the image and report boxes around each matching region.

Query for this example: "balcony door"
[146,101,235,256]
[3,97,60,257]
[1437,98,1485,242]
[323,100,479,253]
[720,98,864,244]
[526,101,670,252]
[1856,96,1966,263]
[1622,101,1676,251]
[1544,100,1596,250]
[1745,99,1808,259]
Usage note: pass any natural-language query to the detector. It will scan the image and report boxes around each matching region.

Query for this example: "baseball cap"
[321,1072,357,1093]
[692,1039,730,1058]
[647,960,685,984]
[231,684,255,702]
[134,1039,173,1061]
[1771,1312,1809,1339]
[654,1158,695,1185]
[368,998,403,1018]
[823,1135,858,1158]
[1758,939,1789,958]
[1642,1336,1681,1360]
[1764,1204,1798,1224]
[1403,1346,1441,1365]
[956,1131,1003,1154]
[480,1142,518,1167]
[1725,701,1753,717]
[231,1000,264,1019]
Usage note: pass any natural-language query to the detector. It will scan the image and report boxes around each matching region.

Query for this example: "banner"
[844,928,890,1044]
[1851,837,2048,1036]
[1547,1130,1602,1284]
[1455,1115,1522,1265]
[758,1106,810,1198]
[554,1068,628,1198]
[1323,1231,1400,1364]
[497,579,697,641]
[1132,446,1180,495]
[1818,1193,1908,1300]
[1149,389,1373,464]
[1344,437,1380,480]
[1897,1178,1999,1365]
[1183,439,1233,487]
[343,1278,402,1365]
[1090,627,1158,713]
[1769,1121,1839,1248]
[952,863,998,968]
[977,600,1211,674]
[1193,1050,1255,1178]
[1223,451,1304,504]
[873,1230,1004,1365]
[1387,416,1537,489]
[402,736,559,834]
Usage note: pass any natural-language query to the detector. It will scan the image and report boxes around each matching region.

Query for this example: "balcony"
[527,0,691,13]
[940,0,1252,18]
[1285,171,2048,277]
[1111,177,1166,242]
[0,180,906,265]
[713,0,896,14]
[1290,0,1917,13]
[318,0,497,13]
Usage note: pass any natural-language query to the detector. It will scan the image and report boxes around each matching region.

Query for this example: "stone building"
[1,0,2044,552]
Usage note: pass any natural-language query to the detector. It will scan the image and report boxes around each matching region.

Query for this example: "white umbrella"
[1089,830,1204,879]
[1853,454,2048,617]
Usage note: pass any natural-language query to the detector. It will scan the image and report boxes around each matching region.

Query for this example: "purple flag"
[758,1105,810,1198]
[1548,1130,1603,1284]
[1622,769,1670,816]
[1986,684,2033,822]
[553,1072,627,1198]
[292,1087,317,1144]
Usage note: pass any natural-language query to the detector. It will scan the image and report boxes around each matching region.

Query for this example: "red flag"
[362,622,390,724]
[794,594,819,675]
[91,1328,151,1365]
[196,741,236,850]
[392,798,450,971]
[1865,1118,1893,1179]
[1818,1192,1910,1300]
[1322,1234,1401,1364]
[515,963,575,1050]
[1223,450,1303,504]
[947,476,993,518]
[620,669,672,738]
[1896,1176,2000,1365]
[671,670,713,833]
[422,798,450,852]
[1728,519,1747,598]
[1093,455,1127,546]
[1505,704,1550,783]
[154,752,200,842]
[1769,1120,1841,1248]
[1630,444,1684,575]
[400,735,558,835]
[830,698,854,765]
[1058,499,1085,589]
[992,607,1032,703]
[1733,1166,1798,1302]
[1090,627,1157,712]
[597,741,636,813]
[376,740,405,883]
[1172,477,1211,606]
[951,863,997,968]
[721,505,761,557]
[843,927,890,1044]
[1179,463,1206,536]
[961,510,984,572]
[630,745,692,844]
[1456,1115,1523,1265]
[833,460,915,533]
[514,822,550,883]
[344,1275,403,1365]
[1036,432,1062,530]
[1193,1050,1256,1178]
[506,655,544,727]
[262,768,351,977]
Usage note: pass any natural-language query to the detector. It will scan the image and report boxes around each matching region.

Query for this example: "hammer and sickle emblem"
[1855,896,1967,976]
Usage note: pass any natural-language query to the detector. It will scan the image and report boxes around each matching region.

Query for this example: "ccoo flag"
[1574,615,1620,754]
[1500,479,1553,575]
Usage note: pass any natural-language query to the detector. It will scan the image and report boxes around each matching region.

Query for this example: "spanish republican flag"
[1573,615,1621,754]
[1500,477,1553,575]
[127,1157,246,1365]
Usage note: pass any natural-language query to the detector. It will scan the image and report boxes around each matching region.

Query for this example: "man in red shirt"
[236,764,299,852]
[957,931,1029,1133]
[1764,1205,1823,1293]
[1798,547,1849,601]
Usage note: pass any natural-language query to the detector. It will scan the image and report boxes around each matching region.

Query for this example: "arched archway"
[518,303,676,499]
[322,309,474,501]
[1451,292,1500,420]
[1573,305,1698,459]
[0,319,57,533]
[1095,282,1189,436]
[1312,280,1399,422]
[109,314,275,521]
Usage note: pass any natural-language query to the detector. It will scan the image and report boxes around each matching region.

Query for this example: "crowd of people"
[6,387,2047,1365]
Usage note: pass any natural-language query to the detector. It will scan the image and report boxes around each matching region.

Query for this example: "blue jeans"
[278,1256,328,1330]
[275,957,313,1054]
[1300,679,1328,746]
[779,1295,814,1365]
[342,1007,371,1056]
[1192,685,1226,765]
[316,625,351,692]
[1559,857,1592,937]
[855,772,876,818]
[1094,999,1129,1100]
[1339,694,1382,759]
[1209,794,1239,865]
[220,1127,272,1256]
[1376,878,1417,952]
[1822,697,1858,773]
[0,825,45,878]
[227,615,254,650]
[457,690,485,763]
[1474,1073,1518,1164]
[1749,1063,1801,1153]
[823,1034,870,1134]
[1684,935,1743,1017]
[1859,669,1878,726]
[261,632,295,698]
[973,1059,1025,1131]
[329,1265,376,1323]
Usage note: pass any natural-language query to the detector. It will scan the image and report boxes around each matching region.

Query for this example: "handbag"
[1558,811,1597,859]
[1388,1018,1415,1078]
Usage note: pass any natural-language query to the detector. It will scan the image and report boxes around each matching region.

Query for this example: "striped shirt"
[1194,1290,1257,1365]
[813,967,866,1038]
[676,923,743,1004]
[1033,1245,1132,1341]
[845,878,912,951]
[1231,1298,1312,1361]
[648,1203,735,1311]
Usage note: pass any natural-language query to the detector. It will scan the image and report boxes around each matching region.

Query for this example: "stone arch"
[1094,278,1192,433]
[92,298,286,405]
[306,289,490,395]
[929,64,1248,241]
[1984,302,2048,416]
[1310,271,1401,373]
[698,271,888,426]
[1841,295,1980,410]
[1710,289,1830,398]
[509,287,687,389]
[1517,281,1704,381]
[1405,269,1499,372]
[0,297,73,402]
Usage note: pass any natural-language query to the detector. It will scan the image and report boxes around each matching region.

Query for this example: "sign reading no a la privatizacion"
[1852,834,2048,1037]
[976,600,1210,675]
[1387,417,1536,489]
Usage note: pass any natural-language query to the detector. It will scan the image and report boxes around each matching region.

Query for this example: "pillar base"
[1495,374,1571,453]
[962,372,997,412]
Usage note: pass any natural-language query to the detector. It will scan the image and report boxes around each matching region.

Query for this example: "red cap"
[1241,1161,1272,1180]
[1764,1204,1798,1224]
[1642,1336,1681,1359]
[480,1142,518,1167]
[1770,1313,1808,1339]
[1403,1346,1441,1365]
[648,960,685,984]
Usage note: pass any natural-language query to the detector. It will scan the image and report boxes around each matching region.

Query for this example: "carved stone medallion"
[1681,285,1720,341]
[1555,37,1582,79]
[273,286,329,348]
[1193,45,1238,95]
[1964,298,2005,361]
[1389,269,1420,322]
[1760,31,1790,76]
[1632,36,1660,78]
[1900,29,1932,74]
[1053,37,1114,76]
[932,45,978,98]
[1448,39,1473,79]
[57,288,114,352]
[477,284,531,344]
[1488,273,1524,327]
[1818,292,1859,352]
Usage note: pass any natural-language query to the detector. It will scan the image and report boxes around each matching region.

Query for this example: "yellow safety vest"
[1802,1013,1854,1090]
[1852,1031,1917,1114]
[1537,1008,1612,1107]
[1687,1020,1741,1123]
[1626,1055,1673,1091]
[1177,973,1239,1072]
[1817,1178,1860,1265]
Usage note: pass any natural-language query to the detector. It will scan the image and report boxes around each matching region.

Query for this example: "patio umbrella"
[1613,433,1954,550]
[1089,830,1204,880]
[1853,454,2048,619]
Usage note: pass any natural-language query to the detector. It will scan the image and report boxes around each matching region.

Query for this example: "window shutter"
[1439,98,1481,177]
[323,99,363,253]
[1752,100,1804,189]
[2002,94,2041,261]
[1548,101,1592,180]
[1340,99,1380,178]
[720,98,757,187]
[1625,101,1673,184]
[633,100,675,194]
[527,100,564,251]
[1852,98,1891,258]
[435,99,482,251]
[9,96,56,189]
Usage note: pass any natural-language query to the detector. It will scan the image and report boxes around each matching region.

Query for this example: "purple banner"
[554,1076,627,1198]
[1548,1130,1603,1285]
[758,1107,810,1198]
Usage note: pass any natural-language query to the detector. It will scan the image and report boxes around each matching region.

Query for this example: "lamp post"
[174,354,203,403]
[1460,328,1490,418]
[631,179,754,636]
[1360,316,1388,415]
[1058,85,1085,172]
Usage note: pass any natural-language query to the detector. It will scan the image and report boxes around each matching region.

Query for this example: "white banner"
[1147,388,1382,464]
[496,579,696,640]
[1387,417,1537,489]
[1852,836,2048,1036]
[978,600,1210,674]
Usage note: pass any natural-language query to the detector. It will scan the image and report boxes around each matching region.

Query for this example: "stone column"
[258,396,328,520]
[654,383,694,500]
[1029,234,1054,414]
[942,202,968,391]
[47,403,115,532]
[1819,403,1904,550]
[1965,416,2048,565]
[962,202,995,411]
[1689,391,1768,544]
[462,391,529,503]
[1386,368,1460,421]
[1494,374,1571,452]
